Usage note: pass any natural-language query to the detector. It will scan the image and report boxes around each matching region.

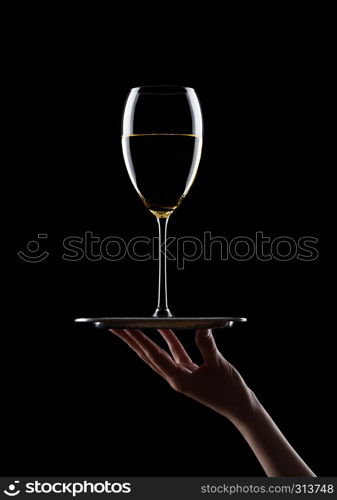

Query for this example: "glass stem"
[153,216,173,318]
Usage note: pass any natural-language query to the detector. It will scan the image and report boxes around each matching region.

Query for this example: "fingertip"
[196,328,212,339]
[157,328,171,334]
[109,328,125,335]
[126,328,144,335]
[195,329,217,361]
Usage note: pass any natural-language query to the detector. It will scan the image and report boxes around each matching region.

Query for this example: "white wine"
[122,133,202,217]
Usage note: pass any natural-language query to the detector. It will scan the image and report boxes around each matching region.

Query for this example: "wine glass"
[121,86,203,318]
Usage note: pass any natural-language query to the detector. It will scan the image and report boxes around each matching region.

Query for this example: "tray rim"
[74,317,247,329]
[75,316,247,322]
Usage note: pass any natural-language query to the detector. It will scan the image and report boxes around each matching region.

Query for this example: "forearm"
[231,392,316,477]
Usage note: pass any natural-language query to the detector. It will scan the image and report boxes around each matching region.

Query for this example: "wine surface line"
[123,133,199,138]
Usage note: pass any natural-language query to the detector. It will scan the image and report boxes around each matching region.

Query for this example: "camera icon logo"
[4,480,20,496]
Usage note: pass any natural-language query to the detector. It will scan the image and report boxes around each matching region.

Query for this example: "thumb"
[195,329,218,363]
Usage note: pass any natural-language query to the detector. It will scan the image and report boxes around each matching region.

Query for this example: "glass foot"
[152,307,173,318]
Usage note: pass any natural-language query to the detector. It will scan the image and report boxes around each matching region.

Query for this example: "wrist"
[229,388,264,429]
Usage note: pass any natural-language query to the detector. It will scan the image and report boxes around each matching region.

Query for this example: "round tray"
[74,317,247,329]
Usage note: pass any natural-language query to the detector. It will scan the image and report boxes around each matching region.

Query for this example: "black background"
[4,8,334,477]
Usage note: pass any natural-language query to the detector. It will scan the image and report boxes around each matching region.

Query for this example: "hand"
[109,327,315,477]
[109,328,256,426]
